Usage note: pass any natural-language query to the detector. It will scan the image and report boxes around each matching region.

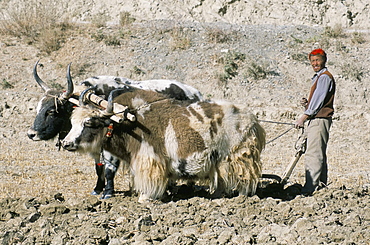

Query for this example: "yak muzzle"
[62,140,78,151]
[27,129,41,141]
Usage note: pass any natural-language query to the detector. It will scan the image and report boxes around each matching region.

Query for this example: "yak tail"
[219,117,265,196]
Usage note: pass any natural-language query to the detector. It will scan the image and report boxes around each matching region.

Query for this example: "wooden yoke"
[68,91,136,123]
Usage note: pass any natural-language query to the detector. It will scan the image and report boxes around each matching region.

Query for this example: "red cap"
[308,49,327,60]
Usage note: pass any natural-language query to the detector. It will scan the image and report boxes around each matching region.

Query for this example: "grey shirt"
[304,68,335,117]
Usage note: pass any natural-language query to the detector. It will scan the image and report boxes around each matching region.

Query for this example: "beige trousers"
[303,118,332,193]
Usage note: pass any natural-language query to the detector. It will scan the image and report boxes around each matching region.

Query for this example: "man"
[295,48,336,195]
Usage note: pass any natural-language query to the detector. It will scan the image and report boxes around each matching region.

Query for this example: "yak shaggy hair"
[66,89,266,202]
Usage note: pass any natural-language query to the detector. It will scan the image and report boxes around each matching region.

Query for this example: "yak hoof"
[138,193,152,203]
[101,193,113,199]
[91,190,102,195]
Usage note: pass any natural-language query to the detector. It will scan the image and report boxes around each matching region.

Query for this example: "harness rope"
[130,97,171,113]
[259,120,295,144]
[48,94,66,113]
[102,98,174,139]
[259,120,294,126]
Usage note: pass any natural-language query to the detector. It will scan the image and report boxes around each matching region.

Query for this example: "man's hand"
[300,98,308,107]
[295,114,309,129]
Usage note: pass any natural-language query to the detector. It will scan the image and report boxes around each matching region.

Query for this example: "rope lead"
[259,119,295,144]
[265,127,294,144]
[259,120,294,126]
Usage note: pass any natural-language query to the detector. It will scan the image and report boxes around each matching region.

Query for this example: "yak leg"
[90,153,105,195]
[101,150,121,199]
[219,138,262,197]
[133,156,168,203]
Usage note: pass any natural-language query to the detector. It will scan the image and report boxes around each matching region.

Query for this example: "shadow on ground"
[114,181,304,203]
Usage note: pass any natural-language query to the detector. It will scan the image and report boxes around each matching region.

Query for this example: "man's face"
[310,55,326,72]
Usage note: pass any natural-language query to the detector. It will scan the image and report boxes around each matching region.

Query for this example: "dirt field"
[1,1,369,244]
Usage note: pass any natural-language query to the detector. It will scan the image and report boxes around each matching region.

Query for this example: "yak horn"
[79,87,95,106]
[33,60,50,92]
[62,63,74,99]
[106,89,116,115]
[106,89,136,122]
[106,89,126,114]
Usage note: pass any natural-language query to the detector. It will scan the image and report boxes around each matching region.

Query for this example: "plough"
[261,126,307,186]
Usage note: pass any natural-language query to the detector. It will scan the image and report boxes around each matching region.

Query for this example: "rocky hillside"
[3,0,370,29]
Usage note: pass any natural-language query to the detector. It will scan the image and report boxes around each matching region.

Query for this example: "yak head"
[61,106,111,153]
[62,88,132,153]
[27,60,75,141]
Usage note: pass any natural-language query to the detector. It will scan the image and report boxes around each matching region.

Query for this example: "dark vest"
[307,70,336,118]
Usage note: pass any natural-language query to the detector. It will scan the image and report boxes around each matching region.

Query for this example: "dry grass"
[169,27,191,50]
[119,11,136,26]
[0,0,73,54]
[214,51,246,84]
[351,32,367,44]
[1,79,14,89]
[291,53,308,62]
[91,13,109,28]
[91,29,122,46]
[206,28,239,44]
[323,24,345,38]
[244,59,279,81]
[0,0,65,35]
[341,62,364,81]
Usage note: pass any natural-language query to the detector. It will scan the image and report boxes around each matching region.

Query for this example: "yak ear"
[83,118,95,128]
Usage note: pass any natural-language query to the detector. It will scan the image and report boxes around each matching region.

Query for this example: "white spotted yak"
[62,88,266,202]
